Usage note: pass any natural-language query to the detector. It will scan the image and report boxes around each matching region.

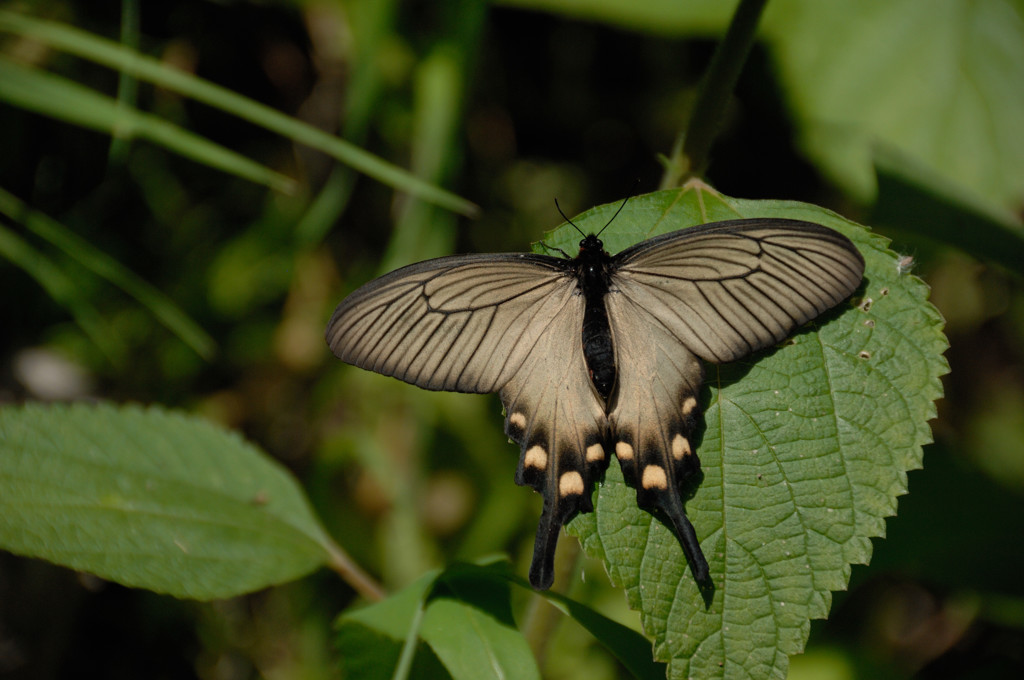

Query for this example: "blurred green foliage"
[1,1,1022,679]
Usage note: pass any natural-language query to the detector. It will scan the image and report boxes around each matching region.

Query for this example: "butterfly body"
[326,217,865,589]
[575,235,618,400]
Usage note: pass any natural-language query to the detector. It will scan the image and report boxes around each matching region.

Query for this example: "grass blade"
[0,188,216,359]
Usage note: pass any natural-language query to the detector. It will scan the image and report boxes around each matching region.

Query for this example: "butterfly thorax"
[574,235,617,403]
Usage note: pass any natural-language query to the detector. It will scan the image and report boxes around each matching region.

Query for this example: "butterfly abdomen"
[581,300,615,401]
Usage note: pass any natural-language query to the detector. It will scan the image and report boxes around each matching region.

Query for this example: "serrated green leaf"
[0,402,332,599]
[542,185,948,679]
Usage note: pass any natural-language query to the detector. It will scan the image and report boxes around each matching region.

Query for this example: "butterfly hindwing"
[599,218,864,580]
[327,252,611,589]
[605,289,710,580]
[498,287,609,589]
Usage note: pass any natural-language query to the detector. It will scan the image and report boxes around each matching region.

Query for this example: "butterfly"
[325,205,865,589]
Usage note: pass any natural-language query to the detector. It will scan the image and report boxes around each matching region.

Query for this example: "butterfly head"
[578,234,604,254]
[556,193,628,256]
[574,233,613,285]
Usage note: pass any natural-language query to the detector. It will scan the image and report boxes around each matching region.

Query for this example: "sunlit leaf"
[541,185,949,679]
[768,0,1024,212]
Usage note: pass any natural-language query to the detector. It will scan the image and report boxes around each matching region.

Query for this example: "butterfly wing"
[326,218,865,589]
[612,219,865,363]
[326,253,575,393]
[605,219,864,580]
[498,294,609,589]
[326,252,609,589]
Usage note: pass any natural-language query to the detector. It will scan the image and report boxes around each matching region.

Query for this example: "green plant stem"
[393,598,427,680]
[108,0,139,161]
[660,0,770,188]
[325,539,387,602]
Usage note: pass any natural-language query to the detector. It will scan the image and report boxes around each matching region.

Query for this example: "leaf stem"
[660,0,770,188]
[324,539,387,602]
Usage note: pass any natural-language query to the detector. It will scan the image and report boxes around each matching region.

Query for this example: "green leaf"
[869,148,1024,276]
[505,572,667,680]
[336,560,663,679]
[0,402,332,600]
[760,0,1024,215]
[422,565,540,680]
[336,563,541,680]
[767,0,1024,212]
[542,184,948,679]
[494,0,734,34]
[337,571,448,680]
[501,0,1024,226]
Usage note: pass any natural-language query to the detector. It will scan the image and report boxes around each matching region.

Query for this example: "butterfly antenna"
[554,198,587,238]
[595,187,636,237]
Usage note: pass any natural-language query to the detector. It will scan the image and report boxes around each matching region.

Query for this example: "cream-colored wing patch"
[500,291,608,590]
[605,289,708,581]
